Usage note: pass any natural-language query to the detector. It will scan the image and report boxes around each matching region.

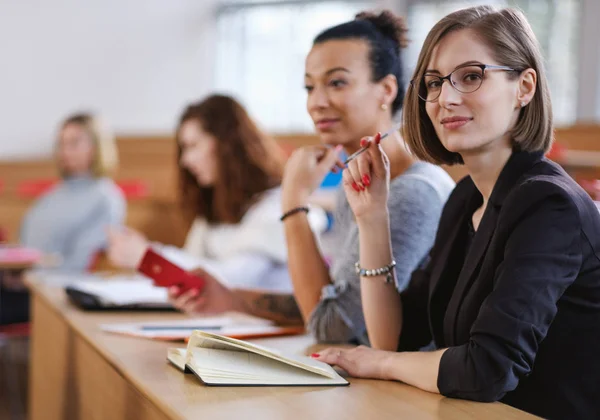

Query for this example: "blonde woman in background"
[1,113,125,324]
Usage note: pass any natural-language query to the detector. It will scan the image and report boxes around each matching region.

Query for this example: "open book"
[168,330,348,387]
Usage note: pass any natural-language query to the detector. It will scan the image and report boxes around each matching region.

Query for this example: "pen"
[343,123,401,165]
[141,325,222,331]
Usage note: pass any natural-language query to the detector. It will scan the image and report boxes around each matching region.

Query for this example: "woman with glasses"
[312,6,600,419]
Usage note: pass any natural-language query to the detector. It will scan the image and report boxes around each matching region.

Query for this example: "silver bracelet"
[355,260,397,284]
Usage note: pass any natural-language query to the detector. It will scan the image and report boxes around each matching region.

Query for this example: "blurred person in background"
[1,112,125,325]
[107,94,327,293]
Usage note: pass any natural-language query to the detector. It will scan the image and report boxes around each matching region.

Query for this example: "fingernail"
[375,132,382,145]
[358,183,365,191]
[363,174,370,186]
[335,145,343,151]
[351,182,360,192]
[311,353,320,358]
[331,167,338,173]
[360,138,367,147]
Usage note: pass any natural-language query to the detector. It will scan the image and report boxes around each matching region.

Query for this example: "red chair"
[0,322,30,337]
[546,141,567,161]
[578,178,600,201]
[16,179,58,199]
[116,180,149,199]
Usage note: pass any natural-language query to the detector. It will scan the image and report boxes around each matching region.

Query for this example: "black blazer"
[398,151,600,420]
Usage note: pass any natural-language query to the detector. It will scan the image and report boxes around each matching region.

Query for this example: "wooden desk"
[26,277,538,420]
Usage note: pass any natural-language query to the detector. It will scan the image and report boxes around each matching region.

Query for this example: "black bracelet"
[280,206,309,222]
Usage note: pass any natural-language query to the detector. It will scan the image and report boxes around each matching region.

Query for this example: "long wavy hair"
[177,95,285,225]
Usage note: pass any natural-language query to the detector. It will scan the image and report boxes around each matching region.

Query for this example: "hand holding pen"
[343,123,401,165]
[342,130,393,221]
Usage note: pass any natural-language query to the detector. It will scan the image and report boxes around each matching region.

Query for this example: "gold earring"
[381,104,388,111]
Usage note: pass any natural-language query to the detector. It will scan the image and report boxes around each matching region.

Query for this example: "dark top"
[398,151,600,420]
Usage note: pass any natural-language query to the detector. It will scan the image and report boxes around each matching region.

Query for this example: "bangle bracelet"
[355,260,397,284]
[280,206,309,222]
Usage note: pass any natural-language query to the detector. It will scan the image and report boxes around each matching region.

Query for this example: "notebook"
[167,330,349,387]
[101,314,304,341]
[65,276,173,310]
[0,246,43,269]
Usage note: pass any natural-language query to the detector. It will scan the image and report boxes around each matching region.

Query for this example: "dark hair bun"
[356,10,409,50]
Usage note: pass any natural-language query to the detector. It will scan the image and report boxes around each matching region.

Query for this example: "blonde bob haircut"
[59,113,119,178]
[403,6,553,165]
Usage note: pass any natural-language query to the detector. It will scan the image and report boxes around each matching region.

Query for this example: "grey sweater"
[308,162,455,344]
[20,176,126,272]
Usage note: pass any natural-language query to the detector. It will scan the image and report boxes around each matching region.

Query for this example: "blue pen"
[141,325,222,331]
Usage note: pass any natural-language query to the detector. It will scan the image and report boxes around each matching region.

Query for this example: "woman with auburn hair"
[108,94,327,293]
[1,112,126,325]
[312,6,600,419]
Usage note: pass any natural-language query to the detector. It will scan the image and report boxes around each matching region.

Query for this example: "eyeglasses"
[412,64,520,102]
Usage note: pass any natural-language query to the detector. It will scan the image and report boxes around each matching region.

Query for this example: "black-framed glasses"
[412,64,520,102]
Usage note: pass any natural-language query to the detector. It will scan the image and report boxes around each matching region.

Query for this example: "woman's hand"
[311,345,393,380]
[342,133,390,221]
[167,268,242,315]
[106,226,149,269]
[281,145,345,211]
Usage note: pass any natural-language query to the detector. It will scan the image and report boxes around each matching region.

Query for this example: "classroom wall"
[0,0,218,160]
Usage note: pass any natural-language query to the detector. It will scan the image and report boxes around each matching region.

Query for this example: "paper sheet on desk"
[101,315,304,341]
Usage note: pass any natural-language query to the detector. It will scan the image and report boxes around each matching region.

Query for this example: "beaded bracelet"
[355,260,397,284]
[280,206,309,222]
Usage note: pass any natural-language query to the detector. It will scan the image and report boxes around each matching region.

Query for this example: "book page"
[187,331,337,379]
[187,348,347,386]
[167,348,187,371]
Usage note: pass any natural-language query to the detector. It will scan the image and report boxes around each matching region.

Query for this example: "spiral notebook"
[168,330,348,387]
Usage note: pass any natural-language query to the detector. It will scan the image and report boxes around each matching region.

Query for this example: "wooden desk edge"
[25,274,184,420]
[24,274,539,420]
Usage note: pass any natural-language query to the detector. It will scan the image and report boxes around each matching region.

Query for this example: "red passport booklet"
[138,249,206,293]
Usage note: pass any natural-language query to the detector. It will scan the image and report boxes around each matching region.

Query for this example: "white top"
[155,187,328,292]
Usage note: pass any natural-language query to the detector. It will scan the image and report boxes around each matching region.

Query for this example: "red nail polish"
[351,182,360,192]
[311,353,320,358]
[363,174,370,186]
[375,132,382,145]
[360,138,367,147]
[358,183,365,191]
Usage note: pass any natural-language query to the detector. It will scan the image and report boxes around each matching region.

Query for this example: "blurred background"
[1,2,600,418]
[0,0,599,243]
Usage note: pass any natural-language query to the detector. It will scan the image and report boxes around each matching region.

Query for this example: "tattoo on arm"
[238,291,304,325]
